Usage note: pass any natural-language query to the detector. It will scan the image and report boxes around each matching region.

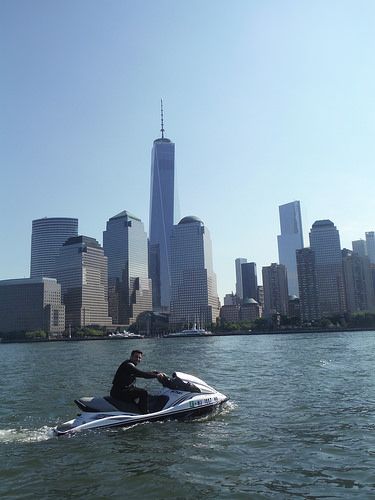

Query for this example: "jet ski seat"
[74,396,136,413]
[105,394,169,413]
[75,394,169,414]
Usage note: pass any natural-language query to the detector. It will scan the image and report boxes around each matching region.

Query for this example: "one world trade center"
[149,101,175,311]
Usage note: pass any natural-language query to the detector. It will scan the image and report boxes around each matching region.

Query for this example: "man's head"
[130,350,143,365]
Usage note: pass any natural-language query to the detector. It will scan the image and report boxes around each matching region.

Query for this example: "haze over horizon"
[2,0,375,301]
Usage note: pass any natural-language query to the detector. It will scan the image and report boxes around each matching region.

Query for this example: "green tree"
[25,330,47,339]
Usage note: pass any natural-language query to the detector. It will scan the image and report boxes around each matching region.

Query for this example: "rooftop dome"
[178,216,203,225]
[243,298,258,305]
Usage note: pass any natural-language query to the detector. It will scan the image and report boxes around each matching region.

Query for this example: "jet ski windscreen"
[161,374,201,393]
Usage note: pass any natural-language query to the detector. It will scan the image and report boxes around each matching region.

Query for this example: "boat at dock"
[108,331,144,339]
[164,324,212,338]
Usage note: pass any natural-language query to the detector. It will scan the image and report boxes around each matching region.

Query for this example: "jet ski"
[54,372,227,436]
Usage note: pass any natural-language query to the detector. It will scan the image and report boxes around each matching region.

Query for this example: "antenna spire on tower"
[160,98,165,139]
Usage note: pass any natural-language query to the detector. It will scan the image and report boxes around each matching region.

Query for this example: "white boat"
[122,332,144,339]
[164,324,212,338]
[108,331,144,339]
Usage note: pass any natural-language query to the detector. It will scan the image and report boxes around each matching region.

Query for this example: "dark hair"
[131,350,143,357]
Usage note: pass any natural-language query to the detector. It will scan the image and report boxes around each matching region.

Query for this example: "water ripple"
[0,426,55,443]
[1,332,375,498]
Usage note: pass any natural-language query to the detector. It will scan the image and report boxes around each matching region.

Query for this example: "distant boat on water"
[108,331,144,339]
[164,323,212,338]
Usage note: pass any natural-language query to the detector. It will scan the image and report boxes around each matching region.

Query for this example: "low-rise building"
[240,299,262,321]
[220,304,240,323]
[0,278,65,335]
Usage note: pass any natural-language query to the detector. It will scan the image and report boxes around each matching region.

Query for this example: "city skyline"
[4,195,375,305]
[2,1,375,302]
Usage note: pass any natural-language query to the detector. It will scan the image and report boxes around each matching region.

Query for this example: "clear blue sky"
[1,0,375,301]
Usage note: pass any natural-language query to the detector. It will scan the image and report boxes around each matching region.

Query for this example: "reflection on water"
[1,331,375,498]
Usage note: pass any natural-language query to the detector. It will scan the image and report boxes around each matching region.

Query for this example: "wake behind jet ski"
[54,372,228,436]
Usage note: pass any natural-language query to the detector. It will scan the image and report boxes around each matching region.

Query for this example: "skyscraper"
[235,258,247,300]
[149,101,175,311]
[56,236,112,328]
[103,210,152,325]
[30,217,78,279]
[342,249,375,313]
[309,220,346,317]
[241,262,258,301]
[262,263,289,318]
[170,216,220,328]
[352,239,367,257]
[277,201,304,296]
[0,278,65,335]
[296,248,320,322]
[365,232,375,264]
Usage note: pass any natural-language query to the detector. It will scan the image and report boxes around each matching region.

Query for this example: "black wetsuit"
[110,360,158,413]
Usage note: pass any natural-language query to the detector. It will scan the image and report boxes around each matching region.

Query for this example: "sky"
[2,0,375,302]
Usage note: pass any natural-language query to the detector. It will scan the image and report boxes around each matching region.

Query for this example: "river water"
[1,331,375,499]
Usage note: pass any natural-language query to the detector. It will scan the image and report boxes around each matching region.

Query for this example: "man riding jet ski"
[110,349,165,414]
[54,370,228,436]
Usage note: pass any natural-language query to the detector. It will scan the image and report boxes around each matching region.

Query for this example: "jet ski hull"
[54,399,226,436]
[54,372,227,436]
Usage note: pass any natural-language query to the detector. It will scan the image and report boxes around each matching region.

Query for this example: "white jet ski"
[54,372,227,436]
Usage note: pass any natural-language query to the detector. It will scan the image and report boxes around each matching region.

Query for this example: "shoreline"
[1,327,375,343]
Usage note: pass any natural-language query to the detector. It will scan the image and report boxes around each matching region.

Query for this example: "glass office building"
[0,278,65,335]
[30,217,78,279]
[103,210,152,325]
[309,220,346,316]
[56,236,112,328]
[352,239,367,257]
[241,262,258,301]
[149,121,175,311]
[277,201,304,297]
[170,216,220,328]
[235,258,247,300]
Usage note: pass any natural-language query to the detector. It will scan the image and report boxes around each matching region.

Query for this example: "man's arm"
[128,363,159,379]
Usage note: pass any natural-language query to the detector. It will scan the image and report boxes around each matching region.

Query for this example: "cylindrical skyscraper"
[30,217,78,279]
